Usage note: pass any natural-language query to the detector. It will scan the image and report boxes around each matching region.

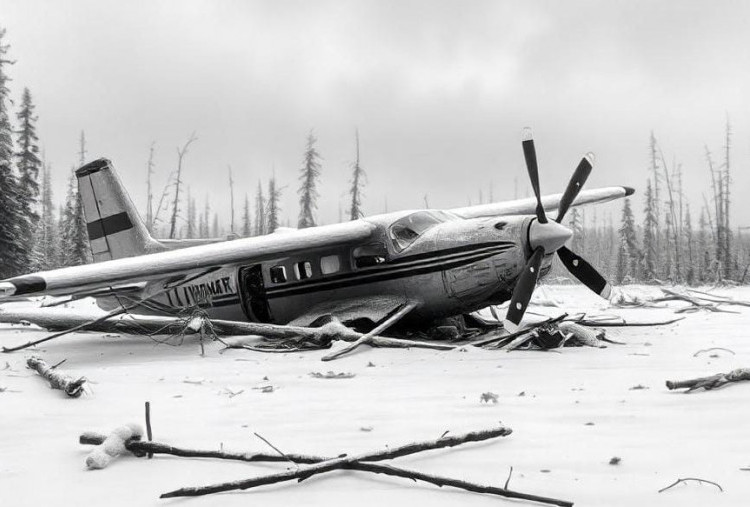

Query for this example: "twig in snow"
[693,347,735,357]
[145,401,153,459]
[504,466,513,489]
[658,477,723,493]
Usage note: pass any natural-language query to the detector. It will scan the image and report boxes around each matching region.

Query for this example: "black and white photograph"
[1,1,749,505]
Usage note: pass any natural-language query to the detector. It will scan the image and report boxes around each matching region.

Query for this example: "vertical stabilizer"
[76,158,163,262]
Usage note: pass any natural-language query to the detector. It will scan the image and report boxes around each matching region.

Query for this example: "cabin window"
[389,211,444,252]
[320,255,341,275]
[294,261,313,280]
[353,243,387,268]
[270,265,287,284]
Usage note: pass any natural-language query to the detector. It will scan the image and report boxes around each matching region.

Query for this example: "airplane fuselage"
[95,212,549,328]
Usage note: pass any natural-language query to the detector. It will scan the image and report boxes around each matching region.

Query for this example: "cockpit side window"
[388,211,445,252]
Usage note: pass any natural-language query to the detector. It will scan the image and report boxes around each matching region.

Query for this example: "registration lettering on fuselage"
[165,271,237,308]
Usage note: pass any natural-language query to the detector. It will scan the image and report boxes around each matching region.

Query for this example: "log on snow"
[26,356,87,397]
[666,368,750,392]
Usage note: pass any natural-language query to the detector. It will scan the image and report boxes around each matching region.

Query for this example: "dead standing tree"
[169,133,197,239]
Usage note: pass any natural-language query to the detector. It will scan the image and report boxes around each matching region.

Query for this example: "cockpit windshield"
[389,211,454,251]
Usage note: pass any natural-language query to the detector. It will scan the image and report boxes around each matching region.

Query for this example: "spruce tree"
[684,203,694,284]
[0,29,26,278]
[568,207,584,253]
[30,161,59,271]
[242,194,251,237]
[254,181,266,236]
[186,188,196,239]
[642,179,657,280]
[697,208,709,283]
[615,198,639,283]
[15,87,41,262]
[61,173,88,266]
[266,177,281,233]
[297,130,321,228]
[349,129,365,220]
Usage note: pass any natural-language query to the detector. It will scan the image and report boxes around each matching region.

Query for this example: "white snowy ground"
[1,285,749,507]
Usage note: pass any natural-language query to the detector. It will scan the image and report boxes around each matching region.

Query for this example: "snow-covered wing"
[449,186,634,219]
[0,221,376,298]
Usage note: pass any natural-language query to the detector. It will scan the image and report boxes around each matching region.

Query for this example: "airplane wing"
[449,186,634,219]
[0,221,376,299]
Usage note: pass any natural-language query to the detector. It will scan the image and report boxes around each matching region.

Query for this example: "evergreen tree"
[297,130,321,228]
[697,207,709,283]
[186,188,196,239]
[615,198,639,283]
[254,181,266,235]
[199,195,209,238]
[0,29,26,278]
[15,87,41,261]
[60,173,88,266]
[266,176,281,233]
[568,207,584,253]
[211,212,219,238]
[683,203,694,284]
[242,193,251,237]
[30,161,59,271]
[642,179,657,279]
[349,129,365,220]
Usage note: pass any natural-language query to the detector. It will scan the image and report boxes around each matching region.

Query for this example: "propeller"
[504,129,612,332]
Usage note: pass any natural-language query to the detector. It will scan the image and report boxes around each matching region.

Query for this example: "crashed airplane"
[0,130,633,335]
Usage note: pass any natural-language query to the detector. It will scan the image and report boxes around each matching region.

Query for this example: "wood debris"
[666,368,750,392]
[26,356,87,397]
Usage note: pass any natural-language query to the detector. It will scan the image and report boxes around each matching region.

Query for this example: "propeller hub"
[528,219,572,253]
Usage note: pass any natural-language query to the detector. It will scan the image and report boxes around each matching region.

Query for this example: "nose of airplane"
[528,219,572,253]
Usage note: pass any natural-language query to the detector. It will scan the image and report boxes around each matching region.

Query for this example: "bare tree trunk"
[169,133,197,239]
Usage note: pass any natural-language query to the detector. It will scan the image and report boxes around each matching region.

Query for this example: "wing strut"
[321,302,418,361]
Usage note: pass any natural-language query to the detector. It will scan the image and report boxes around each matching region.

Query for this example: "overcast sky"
[3,0,750,230]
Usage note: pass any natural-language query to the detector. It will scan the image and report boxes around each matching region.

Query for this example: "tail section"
[76,158,164,262]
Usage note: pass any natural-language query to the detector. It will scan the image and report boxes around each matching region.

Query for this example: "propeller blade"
[521,128,547,224]
[555,153,594,223]
[504,246,545,332]
[557,245,612,299]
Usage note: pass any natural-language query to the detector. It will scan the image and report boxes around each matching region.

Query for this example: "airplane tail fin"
[76,158,164,262]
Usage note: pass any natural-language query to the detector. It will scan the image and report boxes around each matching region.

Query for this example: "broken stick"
[321,302,417,361]
[27,356,87,397]
[160,426,512,498]
[666,368,750,392]
[80,429,570,506]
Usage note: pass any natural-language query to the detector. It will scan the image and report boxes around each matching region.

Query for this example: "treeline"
[0,29,89,279]
[556,124,749,285]
[0,27,370,279]
[145,128,367,241]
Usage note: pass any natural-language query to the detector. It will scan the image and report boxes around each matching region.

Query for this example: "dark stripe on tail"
[87,212,134,241]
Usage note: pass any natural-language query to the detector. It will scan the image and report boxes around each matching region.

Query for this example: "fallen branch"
[471,314,568,348]
[80,429,571,506]
[26,356,87,397]
[321,303,417,361]
[693,347,735,357]
[658,477,723,493]
[160,426,513,498]
[666,368,750,392]
[86,424,143,469]
[573,316,685,327]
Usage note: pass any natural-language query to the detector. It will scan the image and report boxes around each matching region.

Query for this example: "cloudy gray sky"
[3,0,749,230]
